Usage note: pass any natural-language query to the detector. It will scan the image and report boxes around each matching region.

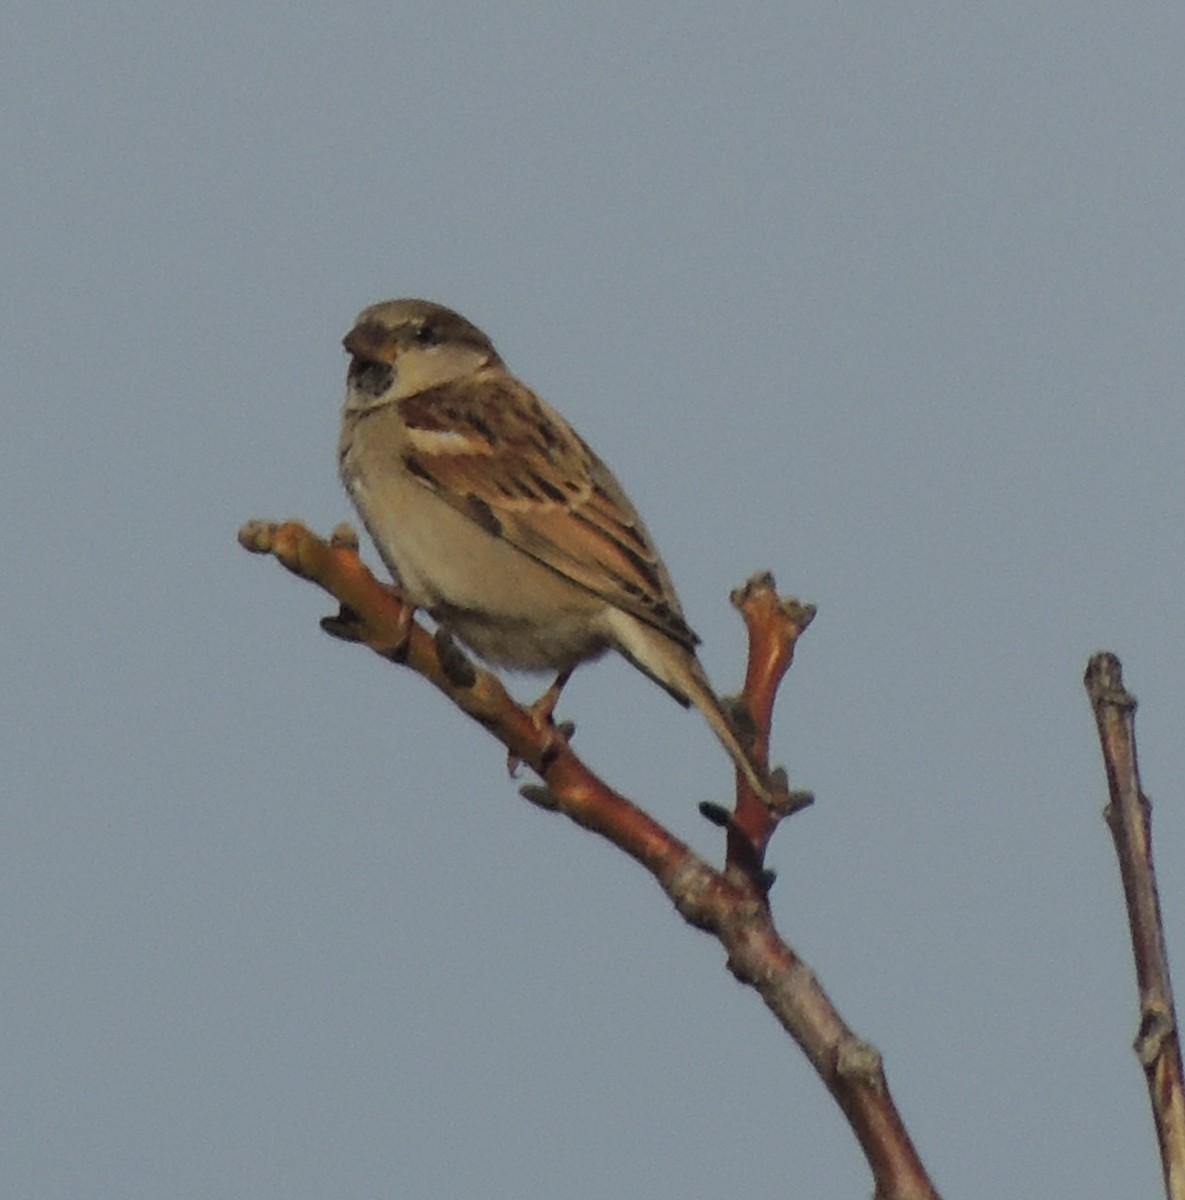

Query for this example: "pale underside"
[339,369,703,692]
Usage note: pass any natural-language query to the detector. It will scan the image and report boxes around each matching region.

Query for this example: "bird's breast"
[339,424,611,672]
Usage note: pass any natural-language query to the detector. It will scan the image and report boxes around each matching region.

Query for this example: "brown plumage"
[338,298,769,800]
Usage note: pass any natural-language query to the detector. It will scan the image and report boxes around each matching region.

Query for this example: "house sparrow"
[338,298,770,801]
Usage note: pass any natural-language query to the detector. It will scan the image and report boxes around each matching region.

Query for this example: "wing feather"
[398,373,699,649]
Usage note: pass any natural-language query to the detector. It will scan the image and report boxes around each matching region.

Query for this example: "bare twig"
[725,574,816,879]
[241,518,941,1200]
[1085,652,1185,1200]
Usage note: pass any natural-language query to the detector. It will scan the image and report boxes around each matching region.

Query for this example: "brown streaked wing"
[399,374,699,649]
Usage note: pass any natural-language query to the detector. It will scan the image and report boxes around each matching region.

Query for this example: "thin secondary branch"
[725,575,816,874]
[1085,652,1185,1200]
[241,518,941,1200]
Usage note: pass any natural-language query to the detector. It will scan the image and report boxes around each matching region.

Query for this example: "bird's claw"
[506,674,576,777]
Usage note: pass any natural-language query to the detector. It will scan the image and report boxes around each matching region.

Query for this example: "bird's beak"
[343,324,398,402]
[342,321,392,361]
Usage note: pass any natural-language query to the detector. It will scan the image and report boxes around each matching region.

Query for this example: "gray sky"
[4,2,1183,1196]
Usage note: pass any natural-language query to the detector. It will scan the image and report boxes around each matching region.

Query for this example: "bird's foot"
[374,597,416,663]
[506,670,575,777]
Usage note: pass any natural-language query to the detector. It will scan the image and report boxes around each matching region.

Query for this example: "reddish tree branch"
[726,575,816,873]
[1085,653,1185,1200]
[240,518,941,1200]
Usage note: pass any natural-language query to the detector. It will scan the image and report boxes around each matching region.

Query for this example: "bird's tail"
[677,656,773,806]
[608,612,772,803]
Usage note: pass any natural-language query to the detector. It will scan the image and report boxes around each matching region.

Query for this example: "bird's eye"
[412,322,442,347]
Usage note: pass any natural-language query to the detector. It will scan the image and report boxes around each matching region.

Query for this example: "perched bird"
[338,298,769,800]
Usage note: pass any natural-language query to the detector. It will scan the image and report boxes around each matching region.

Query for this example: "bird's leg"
[374,590,417,662]
[525,667,573,728]
[506,668,575,776]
